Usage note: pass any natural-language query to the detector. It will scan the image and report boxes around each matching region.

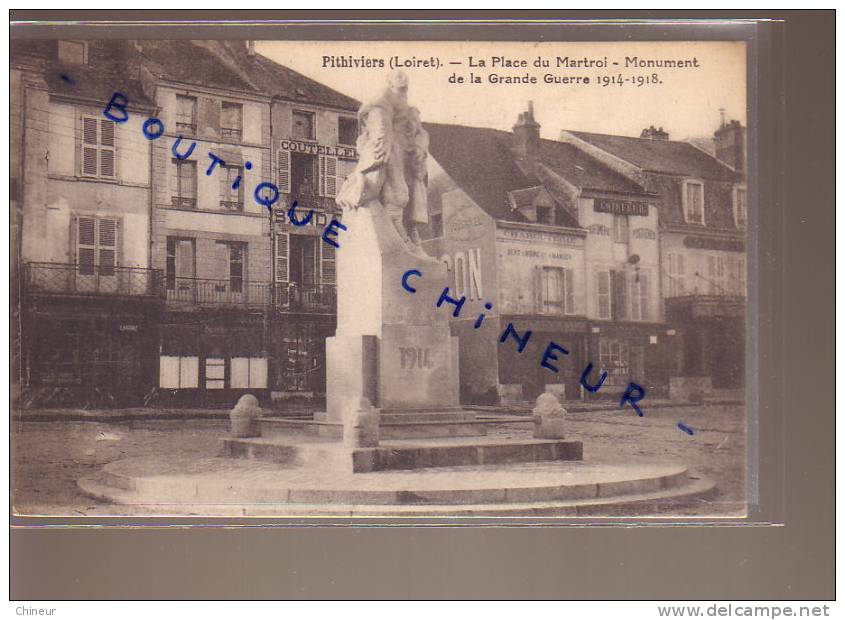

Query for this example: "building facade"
[561,122,747,390]
[14,40,164,407]
[13,39,360,408]
[423,106,676,404]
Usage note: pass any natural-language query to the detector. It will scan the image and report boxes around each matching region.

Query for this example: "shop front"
[585,321,680,400]
[157,311,269,406]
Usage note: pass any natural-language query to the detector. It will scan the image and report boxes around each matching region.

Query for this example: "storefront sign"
[594,198,649,216]
[118,324,139,332]
[497,227,584,247]
[280,139,357,159]
[683,236,745,252]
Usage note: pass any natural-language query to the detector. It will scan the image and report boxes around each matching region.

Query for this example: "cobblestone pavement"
[11,404,746,517]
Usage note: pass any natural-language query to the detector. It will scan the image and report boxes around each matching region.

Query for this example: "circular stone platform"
[78,455,716,517]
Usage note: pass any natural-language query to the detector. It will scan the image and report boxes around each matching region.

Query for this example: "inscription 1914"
[399,347,435,370]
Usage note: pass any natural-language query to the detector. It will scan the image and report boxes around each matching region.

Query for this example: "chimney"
[714,118,746,173]
[640,125,670,140]
[512,101,541,176]
[246,40,256,57]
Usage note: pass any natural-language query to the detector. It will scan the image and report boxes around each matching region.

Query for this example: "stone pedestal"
[325,200,460,429]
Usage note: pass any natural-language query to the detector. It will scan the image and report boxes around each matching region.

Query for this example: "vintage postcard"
[11,37,750,519]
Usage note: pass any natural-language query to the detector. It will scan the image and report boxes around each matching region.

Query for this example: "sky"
[257,40,747,141]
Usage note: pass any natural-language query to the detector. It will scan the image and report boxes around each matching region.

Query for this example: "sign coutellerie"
[593,198,649,216]
[280,139,357,159]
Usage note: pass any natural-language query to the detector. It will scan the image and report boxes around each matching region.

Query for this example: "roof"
[424,123,534,221]
[538,139,649,195]
[11,39,155,108]
[134,41,259,94]
[568,130,739,181]
[222,43,360,111]
[424,122,650,223]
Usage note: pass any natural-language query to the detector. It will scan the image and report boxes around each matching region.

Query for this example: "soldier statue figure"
[336,70,430,256]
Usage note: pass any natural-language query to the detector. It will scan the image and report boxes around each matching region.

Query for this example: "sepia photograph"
[11,36,751,519]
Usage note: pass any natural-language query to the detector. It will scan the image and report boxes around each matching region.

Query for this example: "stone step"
[77,466,717,517]
[259,417,488,440]
[221,437,582,472]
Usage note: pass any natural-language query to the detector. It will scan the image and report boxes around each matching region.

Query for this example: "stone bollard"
[532,391,567,439]
[229,394,262,438]
[343,397,380,448]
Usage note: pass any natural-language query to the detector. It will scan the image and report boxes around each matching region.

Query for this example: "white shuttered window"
[81,116,116,178]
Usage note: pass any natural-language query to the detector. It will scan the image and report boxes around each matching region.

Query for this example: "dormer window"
[535,205,553,225]
[733,185,747,229]
[58,40,87,65]
[682,179,705,225]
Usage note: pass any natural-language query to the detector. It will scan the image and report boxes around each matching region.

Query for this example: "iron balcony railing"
[166,277,271,308]
[25,262,166,298]
[274,282,336,313]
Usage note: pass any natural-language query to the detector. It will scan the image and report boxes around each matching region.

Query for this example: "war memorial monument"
[78,73,715,517]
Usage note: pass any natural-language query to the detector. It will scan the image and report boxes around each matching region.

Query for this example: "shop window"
[292,110,316,141]
[599,339,630,384]
[205,358,225,389]
[338,116,358,146]
[629,272,650,321]
[682,180,705,225]
[81,116,116,179]
[221,102,243,141]
[733,186,747,229]
[231,357,268,389]
[220,165,244,210]
[612,215,629,243]
[175,95,197,135]
[171,159,197,208]
[159,355,199,389]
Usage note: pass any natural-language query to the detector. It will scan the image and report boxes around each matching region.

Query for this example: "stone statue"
[336,71,429,255]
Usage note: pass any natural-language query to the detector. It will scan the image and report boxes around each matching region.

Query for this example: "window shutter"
[81,117,98,176]
[69,214,78,265]
[612,270,627,321]
[100,150,115,177]
[170,161,179,194]
[564,268,575,315]
[320,239,336,284]
[639,273,649,321]
[319,154,338,197]
[99,120,116,178]
[219,165,228,202]
[82,117,98,144]
[77,217,96,275]
[99,120,114,146]
[98,218,117,275]
[278,149,291,193]
[596,270,610,320]
[275,232,289,282]
[533,266,543,313]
